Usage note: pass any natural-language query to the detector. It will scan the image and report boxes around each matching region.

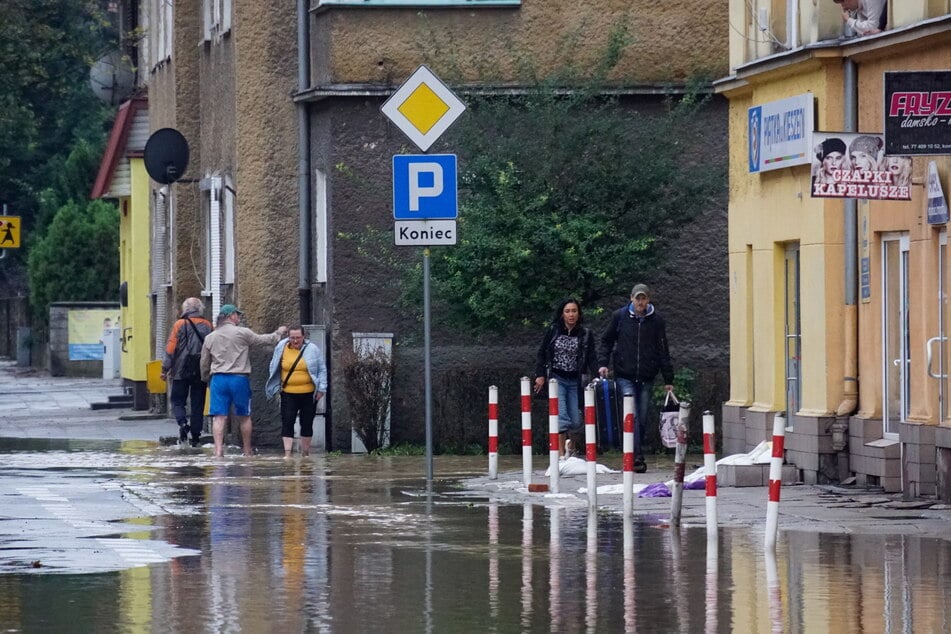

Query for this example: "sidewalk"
[0,359,173,441]
[465,455,951,540]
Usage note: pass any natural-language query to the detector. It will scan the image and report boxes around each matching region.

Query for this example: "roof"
[91,97,148,199]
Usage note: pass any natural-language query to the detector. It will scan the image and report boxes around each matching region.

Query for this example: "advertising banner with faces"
[810,132,912,201]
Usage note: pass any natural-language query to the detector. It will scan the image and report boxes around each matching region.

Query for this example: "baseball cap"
[630,284,650,298]
[219,304,244,317]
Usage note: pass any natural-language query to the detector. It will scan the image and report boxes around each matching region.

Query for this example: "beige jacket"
[200,322,282,381]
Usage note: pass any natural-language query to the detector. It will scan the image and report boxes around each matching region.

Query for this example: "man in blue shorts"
[200,304,287,457]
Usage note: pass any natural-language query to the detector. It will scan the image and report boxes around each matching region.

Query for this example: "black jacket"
[534,322,598,381]
[598,303,674,384]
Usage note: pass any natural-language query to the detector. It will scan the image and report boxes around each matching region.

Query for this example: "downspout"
[836,58,859,420]
[297,0,312,324]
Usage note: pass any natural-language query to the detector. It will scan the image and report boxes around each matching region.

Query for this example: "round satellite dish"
[144,128,190,184]
[89,50,135,106]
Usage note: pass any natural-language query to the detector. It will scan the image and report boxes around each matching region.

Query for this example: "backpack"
[178,318,205,381]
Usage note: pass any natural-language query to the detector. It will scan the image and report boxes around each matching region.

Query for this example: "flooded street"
[2,443,951,632]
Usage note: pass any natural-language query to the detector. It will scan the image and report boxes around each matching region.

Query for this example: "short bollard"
[622,395,635,516]
[703,411,718,535]
[488,385,498,480]
[670,400,690,525]
[520,377,533,487]
[765,414,786,550]
[584,384,597,509]
[548,378,560,494]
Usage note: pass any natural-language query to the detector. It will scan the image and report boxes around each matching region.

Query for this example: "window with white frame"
[222,178,235,284]
[202,0,232,42]
[202,175,235,315]
[316,0,519,6]
[163,187,173,285]
[150,0,173,67]
[315,168,328,284]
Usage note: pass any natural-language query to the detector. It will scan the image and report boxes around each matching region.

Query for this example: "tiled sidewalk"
[0,360,171,440]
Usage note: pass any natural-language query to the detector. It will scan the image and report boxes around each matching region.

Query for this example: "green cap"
[219,304,243,316]
[631,284,650,298]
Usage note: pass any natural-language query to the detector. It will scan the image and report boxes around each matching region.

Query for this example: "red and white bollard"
[520,377,532,487]
[765,414,786,550]
[670,400,690,525]
[703,410,718,535]
[622,395,635,516]
[549,378,560,493]
[488,385,498,480]
[584,384,597,509]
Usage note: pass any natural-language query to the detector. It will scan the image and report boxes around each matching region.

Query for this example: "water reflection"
[2,454,951,632]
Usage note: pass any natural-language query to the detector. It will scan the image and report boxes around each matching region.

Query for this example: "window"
[150,0,173,66]
[315,168,328,284]
[316,0,520,7]
[200,175,234,316]
[202,0,232,42]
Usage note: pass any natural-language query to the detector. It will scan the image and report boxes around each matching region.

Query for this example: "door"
[928,231,948,423]
[784,244,801,420]
[882,233,910,438]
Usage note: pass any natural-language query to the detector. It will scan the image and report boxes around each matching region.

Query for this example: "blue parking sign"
[393,154,457,219]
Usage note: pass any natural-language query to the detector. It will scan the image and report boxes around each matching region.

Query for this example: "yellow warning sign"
[0,216,21,248]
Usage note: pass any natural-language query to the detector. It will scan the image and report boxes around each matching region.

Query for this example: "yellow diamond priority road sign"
[381,65,466,152]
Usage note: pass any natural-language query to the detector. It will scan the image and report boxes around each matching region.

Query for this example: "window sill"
[315,0,520,9]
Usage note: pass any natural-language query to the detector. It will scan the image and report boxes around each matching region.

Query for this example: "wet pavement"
[3,360,951,631]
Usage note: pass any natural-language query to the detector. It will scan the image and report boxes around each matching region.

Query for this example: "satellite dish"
[89,50,135,106]
[144,128,190,184]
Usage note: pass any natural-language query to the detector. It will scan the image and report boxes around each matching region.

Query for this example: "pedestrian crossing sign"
[0,216,21,248]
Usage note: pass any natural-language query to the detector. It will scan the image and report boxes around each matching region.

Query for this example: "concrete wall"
[313,0,729,86]
[48,303,121,378]
[313,93,730,451]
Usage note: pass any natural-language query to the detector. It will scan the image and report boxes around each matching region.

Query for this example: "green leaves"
[419,84,724,332]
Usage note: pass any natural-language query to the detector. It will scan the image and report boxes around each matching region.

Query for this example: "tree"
[27,199,119,323]
[0,0,115,289]
[405,86,725,332]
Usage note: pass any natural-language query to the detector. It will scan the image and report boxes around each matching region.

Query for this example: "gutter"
[297,0,312,324]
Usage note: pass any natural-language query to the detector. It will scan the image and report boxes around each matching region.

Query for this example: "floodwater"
[1,445,951,633]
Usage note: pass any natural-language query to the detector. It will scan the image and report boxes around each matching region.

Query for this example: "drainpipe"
[297,0,312,324]
[835,58,859,429]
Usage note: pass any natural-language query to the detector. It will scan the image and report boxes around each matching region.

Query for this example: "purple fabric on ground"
[684,479,706,490]
[638,482,671,498]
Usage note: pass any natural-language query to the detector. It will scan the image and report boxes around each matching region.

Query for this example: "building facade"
[125,0,731,450]
[718,1,951,496]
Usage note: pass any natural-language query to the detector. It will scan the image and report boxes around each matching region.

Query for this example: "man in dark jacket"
[598,284,674,471]
[161,297,214,446]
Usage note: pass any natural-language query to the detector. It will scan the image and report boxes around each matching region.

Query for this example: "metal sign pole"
[424,247,433,482]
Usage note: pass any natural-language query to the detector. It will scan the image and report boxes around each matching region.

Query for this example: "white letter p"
[408,162,443,212]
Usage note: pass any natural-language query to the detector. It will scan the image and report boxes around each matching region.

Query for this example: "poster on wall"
[884,71,951,156]
[747,93,814,173]
[928,161,950,224]
[68,309,120,360]
[810,132,912,200]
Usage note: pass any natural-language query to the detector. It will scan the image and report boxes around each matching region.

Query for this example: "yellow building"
[718,3,951,496]
[92,97,153,409]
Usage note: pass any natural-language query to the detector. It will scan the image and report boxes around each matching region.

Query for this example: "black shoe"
[178,423,188,443]
[634,459,647,474]
[190,437,200,448]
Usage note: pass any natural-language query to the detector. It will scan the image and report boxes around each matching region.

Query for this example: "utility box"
[102,327,121,379]
[16,326,30,367]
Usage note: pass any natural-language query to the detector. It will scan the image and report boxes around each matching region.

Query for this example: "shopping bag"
[659,391,680,449]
